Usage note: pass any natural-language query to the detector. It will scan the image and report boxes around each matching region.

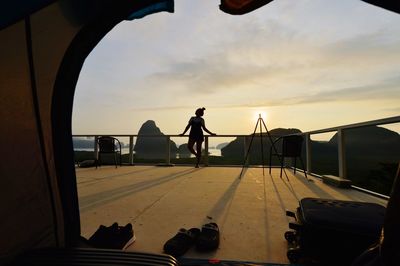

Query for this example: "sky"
[72,0,400,144]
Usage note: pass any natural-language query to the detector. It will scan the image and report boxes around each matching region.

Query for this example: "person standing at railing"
[180,107,216,168]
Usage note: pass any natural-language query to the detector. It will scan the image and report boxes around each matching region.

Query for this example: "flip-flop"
[196,223,220,251]
[163,228,200,257]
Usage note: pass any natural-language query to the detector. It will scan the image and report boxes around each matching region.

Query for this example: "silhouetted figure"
[180,107,216,168]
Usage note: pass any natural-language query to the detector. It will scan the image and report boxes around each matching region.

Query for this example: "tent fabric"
[127,1,174,20]
[219,0,400,15]
[361,1,400,14]
[0,0,56,30]
[1,0,399,264]
[0,1,173,264]
[219,0,274,15]
[0,19,63,262]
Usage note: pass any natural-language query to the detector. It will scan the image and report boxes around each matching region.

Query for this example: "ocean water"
[74,148,222,157]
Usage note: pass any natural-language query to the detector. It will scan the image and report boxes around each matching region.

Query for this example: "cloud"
[381,107,400,114]
[136,22,400,105]
[233,75,400,106]
[75,0,400,128]
[296,75,400,103]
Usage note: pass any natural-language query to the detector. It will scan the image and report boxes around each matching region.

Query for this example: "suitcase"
[285,197,386,265]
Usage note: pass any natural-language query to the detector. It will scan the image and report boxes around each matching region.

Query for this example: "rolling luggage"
[285,197,386,265]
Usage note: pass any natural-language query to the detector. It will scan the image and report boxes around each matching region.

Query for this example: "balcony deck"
[76,165,387,264]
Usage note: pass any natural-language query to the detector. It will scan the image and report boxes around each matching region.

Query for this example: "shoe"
[196,223,220,251]
[163,228,200,257]
[88,223,135,250]
[116,223,136,250]
[88,222,119,249]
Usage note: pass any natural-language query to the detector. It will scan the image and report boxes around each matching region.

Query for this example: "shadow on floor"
[79,167,203,212]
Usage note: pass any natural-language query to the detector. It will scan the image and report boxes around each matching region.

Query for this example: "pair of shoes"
[196,223,220,251]
[163,228,200,257]
[163,223,220,257]
[88,222,136,250]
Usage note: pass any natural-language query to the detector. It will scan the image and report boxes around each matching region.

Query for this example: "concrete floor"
[76,165,387,264]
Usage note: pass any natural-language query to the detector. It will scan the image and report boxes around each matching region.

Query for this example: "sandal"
[196,223,220,251]
[163,228,200,257]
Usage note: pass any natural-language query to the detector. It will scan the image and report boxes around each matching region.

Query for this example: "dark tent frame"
[1,0,399,264]
[52,0,176,247]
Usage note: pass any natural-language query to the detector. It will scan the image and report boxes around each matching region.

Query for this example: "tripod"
[239,114,288,180]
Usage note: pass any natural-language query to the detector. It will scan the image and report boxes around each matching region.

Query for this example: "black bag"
[285,197,386,265]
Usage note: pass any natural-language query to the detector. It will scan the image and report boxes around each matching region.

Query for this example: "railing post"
[94,135,99,160]
[166,136,171,165]
[338,129,347,178]
[129,136,134,165]
[204,136,209,166]
[305,133,312,174]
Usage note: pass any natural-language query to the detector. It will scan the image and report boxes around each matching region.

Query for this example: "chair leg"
[280,156,284,178]
[269,151,272,174]
[97,154,101,168]
[114,153,117,168]
[294,157,297,174]
[299,157,308,180]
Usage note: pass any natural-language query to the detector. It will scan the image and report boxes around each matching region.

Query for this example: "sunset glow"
[253,111,268,123]
[72,1,400,136]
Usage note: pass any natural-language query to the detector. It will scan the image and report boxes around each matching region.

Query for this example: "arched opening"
[1,1,400,264]
[69,1,400,262]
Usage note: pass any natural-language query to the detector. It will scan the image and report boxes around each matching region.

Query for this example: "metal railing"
[300,115,400,179]
[73,115,400,177]
[73,134,252,166]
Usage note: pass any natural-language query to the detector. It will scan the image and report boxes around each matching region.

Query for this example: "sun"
[253,111,268,122]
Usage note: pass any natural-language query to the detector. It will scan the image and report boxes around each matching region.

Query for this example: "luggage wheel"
[284,231,296,243]
[287,247,301,263]
[289,222,301,231]
[286,210,297,220]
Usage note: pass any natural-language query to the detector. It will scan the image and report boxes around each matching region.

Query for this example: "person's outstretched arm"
[180,123,191,136]
[202,121,216,135]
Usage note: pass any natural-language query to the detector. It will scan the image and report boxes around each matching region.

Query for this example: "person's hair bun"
[202,107,206,111]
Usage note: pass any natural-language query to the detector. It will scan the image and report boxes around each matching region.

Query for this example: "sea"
[74,148,222,157]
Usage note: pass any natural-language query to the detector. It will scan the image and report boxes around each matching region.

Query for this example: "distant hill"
[221,128,302,159]
[311,126,400,168]
[73,138,94,149]
[177,144,191,158]
[73,137,129,149]
[329,126,399,155]
[216,142,229,149]
[307,126,399,195]
[134,120,178,159]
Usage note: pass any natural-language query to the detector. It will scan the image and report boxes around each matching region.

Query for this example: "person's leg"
[187,138,197,157]
[195,140,203,167]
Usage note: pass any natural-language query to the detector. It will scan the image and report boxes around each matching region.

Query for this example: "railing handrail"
[73,116,400,138]
[73,134,273,137]
[302,115,400,135]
